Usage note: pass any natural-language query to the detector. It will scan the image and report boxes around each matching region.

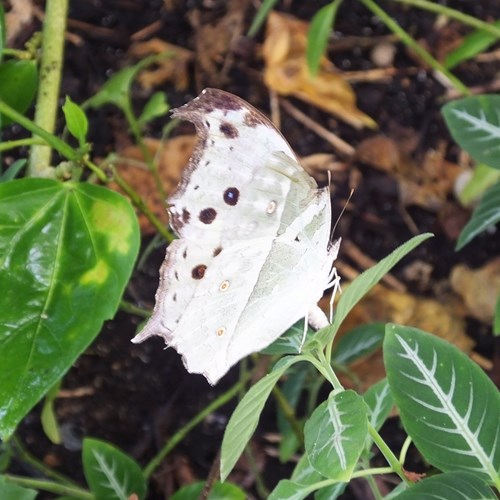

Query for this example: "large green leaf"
[170,481,245,500]
[456,182,500,250]
[442,95,500,169]
[384,324,500,486]
[0,475,37,500]
[395,471,495,499]
[0,60,38,127]
[304,390,368,481]
[220,356,303,481]
[83,438,146,500]
[0,179,140,439]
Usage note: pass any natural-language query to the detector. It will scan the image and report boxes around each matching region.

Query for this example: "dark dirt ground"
[6,0,500,498]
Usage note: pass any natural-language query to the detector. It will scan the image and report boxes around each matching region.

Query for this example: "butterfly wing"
[133,89,334,384]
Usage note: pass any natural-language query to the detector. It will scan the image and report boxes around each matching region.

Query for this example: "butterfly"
[132,89,339,384]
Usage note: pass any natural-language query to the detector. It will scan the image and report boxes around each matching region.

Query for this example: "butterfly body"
[132,89,338,384]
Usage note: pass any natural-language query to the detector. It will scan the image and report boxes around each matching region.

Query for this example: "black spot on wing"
[192,264,207,280]
[182,208,190,223]
[199,207,217,224]
[213,247,222,257]
[223,187,239,206]
[219,122,239,139]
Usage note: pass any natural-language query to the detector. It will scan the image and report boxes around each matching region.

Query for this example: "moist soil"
[8,1,500,498]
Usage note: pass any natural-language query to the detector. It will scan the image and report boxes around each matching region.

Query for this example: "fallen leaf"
[263,11,376,129]
[129,39,193,91]
[109,135,196,235]
[451,258,500,324]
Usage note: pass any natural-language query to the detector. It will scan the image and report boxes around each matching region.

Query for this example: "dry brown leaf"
[263,11,376,130]
[129,39,193,91]
[6,0,34,44]
[356,135,463,211]
[451,258,500,324]
[109,135,196,235]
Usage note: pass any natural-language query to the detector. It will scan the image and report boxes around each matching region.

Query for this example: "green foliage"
[304,390,368,480]
[457,164,500,206]
[307,0,341,75]
[443,95,500,170]
[0,476,37,500]
[138,91,170,127]
[247,0,279,37]
[456,182,500,250]
[395,471,495,499]
[0,179,140,438]
[62,96,89,147]
[384,324,500,485]
[171,481,246,499]
[83,438,147,500]
[445,21,500,69]
[0,60,38,127]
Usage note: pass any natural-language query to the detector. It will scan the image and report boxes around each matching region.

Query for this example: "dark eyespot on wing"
[173,293,177,302]
[182,208,191,223]
[219,121,239,139]
[223,187,239,206]
[183,249,187,259]
[192,264,207,280]
[199,207,217,224]
[213,246,222,257]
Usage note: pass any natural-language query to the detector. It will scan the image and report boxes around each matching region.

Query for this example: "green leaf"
[0,159,27,182]
[138,92,169,126]
[0,179,140,439]
[456,182,500,250]
[363,378,393,433]
[263,320,313,355]
[41,380,62,444]
[315,482,346,500]
[494,293,500,336]
[314,233,433,348]
[291,453,324,484]
[82,438,146,500]
[220,356,304,481]
[0,475,37,500]
[445,21,500,70]
[442,95,500,169]
[395,471,495,499]
[332,322,385,366]
[0,60,38,127]
[247,0,280,37]
[304,390,368,481]
[62,96,89,146]
[269,480,317,500]
[86,66,136,110]
[171,481,245,500]
[307,1,340,75]
[457,164,500,206]
[384,324,500,485]
[0,3,5,61]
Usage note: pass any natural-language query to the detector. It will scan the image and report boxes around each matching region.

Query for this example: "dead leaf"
[356,135,464,211]
[6,0,34,44]
[129,39,193,91]
[109,135,196,235]
[263,11,376,129]
[451,258,500,324]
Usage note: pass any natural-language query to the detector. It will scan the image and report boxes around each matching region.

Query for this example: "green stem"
[366,473,384,500]
[316,349,344,390]
[29,0,69,175]
[0,137,46,153]
[120,299,151,318]
[143,375,249,478]
[0,99,76,161]
[272,385,304,449]
[4,474,92,499]
[1,48,32,59]
[399,435,412,464]
[11,436,79,488]
[368,424,411,485]
[391,0,500,38]
[359,0,470,95]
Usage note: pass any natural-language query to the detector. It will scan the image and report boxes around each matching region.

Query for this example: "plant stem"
[0,137,46,153]
[3,474,92,499]
[143,375,249,478]
[392,0,500,38]
[28,0,69,176]
[120,299,151,318]
[368,424,411,485]
[359,0,470,95]
[272,385,304,448]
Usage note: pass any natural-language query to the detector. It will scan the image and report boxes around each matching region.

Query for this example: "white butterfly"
[132,89,339,384]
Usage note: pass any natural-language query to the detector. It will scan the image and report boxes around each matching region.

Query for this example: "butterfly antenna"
[329,188,354,246]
